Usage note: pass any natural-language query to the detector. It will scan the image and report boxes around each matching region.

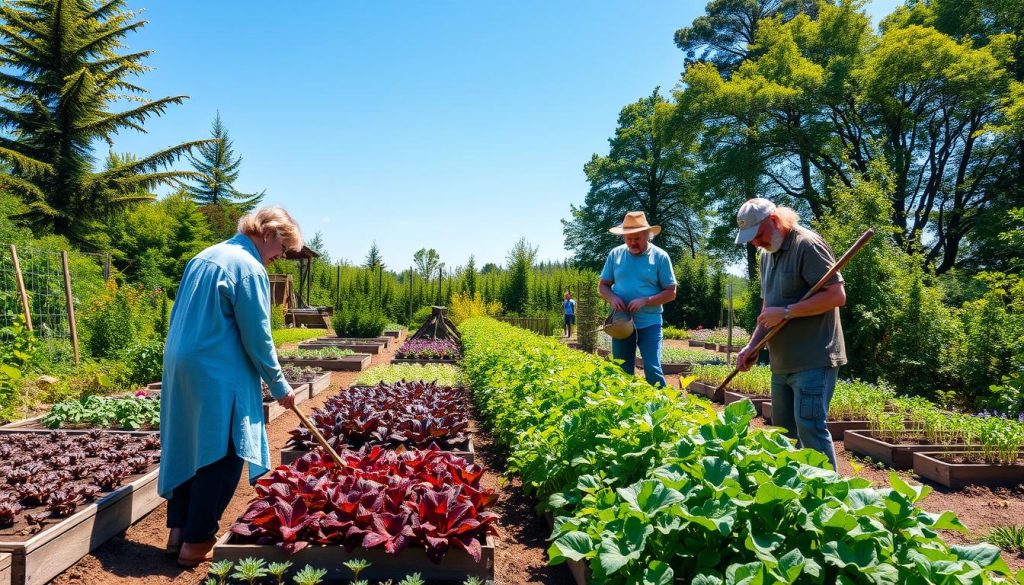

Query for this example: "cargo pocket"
[799,388,824,420]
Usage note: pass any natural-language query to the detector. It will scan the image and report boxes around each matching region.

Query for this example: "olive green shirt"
[760,226,847,374]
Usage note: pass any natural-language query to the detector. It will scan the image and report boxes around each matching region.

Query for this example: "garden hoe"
[708,228,875,397]
[290,404,346,468]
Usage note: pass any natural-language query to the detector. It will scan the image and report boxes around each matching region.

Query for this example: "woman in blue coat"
[159,207,303,566]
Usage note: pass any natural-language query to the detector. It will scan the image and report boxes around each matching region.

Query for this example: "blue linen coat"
[158,234,292,498]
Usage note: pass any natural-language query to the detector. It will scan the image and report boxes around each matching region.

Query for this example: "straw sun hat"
[608,211,661,236]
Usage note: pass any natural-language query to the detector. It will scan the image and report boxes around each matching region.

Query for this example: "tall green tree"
[0,0,209,245]
[363,241,385,270]
[563,89,706,269]
[503,238,537,315]
[413,248,442,279]
[185,112,264,210]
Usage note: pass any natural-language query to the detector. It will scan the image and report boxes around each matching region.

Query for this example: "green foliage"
[575,270,603,352]
[118,340,164,386]
[332,303,387,338]
[503,238,537,315]
[355,363,463,387]
[666,253,723,328]
[0,0,209,242]
[185,112,264,211]
[462,317,1013,583]
[662,326,689,340]
[231,557,268,585]
[342,558,371,580]
[271,304,285,330]
[266,561,292,585]
[563,89,706,269]
[271,328,324,347]
[79,281,161,360]
[41,394,159,430]
[291,565,327,585]
[985,524,1024,555]
[661,348,723,365]
[0,315,35,419]
[278,347,355,359]
[397,572,424,585]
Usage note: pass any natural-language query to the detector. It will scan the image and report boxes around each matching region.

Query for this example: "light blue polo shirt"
[599,243,676,329]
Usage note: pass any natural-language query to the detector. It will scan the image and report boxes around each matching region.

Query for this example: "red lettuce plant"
[231,446,498,562]
[286,382,470,454]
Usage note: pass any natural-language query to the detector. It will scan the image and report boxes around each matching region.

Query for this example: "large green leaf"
[548,531,594,563]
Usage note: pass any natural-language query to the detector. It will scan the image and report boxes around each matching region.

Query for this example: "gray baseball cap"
[735,198,777,244]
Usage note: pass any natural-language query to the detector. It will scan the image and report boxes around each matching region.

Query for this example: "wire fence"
[0,243,106,339]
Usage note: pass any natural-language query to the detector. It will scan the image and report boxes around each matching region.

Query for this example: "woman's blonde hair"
[774,206,800,230]
[237,206,304,252]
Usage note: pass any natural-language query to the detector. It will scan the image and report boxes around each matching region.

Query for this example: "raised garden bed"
[688,340,705,348]
[262,382,311,423]
[0,430,162,585]
[661,362,693,375]
[281,439,475,466]
[723,390,770,413]
[844,429,980,469]
[383,328,407,341]
[279,354,371,371]
[761,401,869,440]
[213,532,495,582]
[390,358,459,366]
[913,451,1024,489]
[297,340,383,355]
[703,342,717,350]
[0,553,9,585]
[717,344,743,353]
[306,371,332,396]
[686,380,723,402]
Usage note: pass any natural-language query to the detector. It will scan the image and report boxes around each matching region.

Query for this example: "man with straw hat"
[733,198,847,470]
[599,211,677,387]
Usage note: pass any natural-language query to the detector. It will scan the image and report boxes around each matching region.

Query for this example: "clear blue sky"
[113,0,902,269]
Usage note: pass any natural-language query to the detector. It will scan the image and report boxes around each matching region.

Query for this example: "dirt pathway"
[51,342,570,585]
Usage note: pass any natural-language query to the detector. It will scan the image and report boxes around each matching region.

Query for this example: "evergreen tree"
[503,238,537,315]
[0,0,210,245]
[185,112,264,211]
[464,255,477,297]
[363,241,385,270]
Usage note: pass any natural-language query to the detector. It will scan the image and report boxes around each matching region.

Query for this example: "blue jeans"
[611,324,667,387]
[771,367,839,470]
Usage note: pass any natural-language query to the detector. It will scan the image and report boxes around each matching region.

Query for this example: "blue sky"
[113,0,902,269]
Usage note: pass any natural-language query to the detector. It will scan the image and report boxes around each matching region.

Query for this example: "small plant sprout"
[207,560,234,584]
[267,561,293,585]
[463,577,485,585]
[397,573,425,585]
[231,557,268,585]
[202,579,218,585]
[343,558,371,580]
[292,565,328,585]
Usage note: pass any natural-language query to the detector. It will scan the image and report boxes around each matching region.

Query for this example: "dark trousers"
[166,441,244,543]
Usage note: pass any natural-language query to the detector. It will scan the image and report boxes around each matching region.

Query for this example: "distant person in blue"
[160,207,303,567]
[599,211,677,387]
[562,291,576,338]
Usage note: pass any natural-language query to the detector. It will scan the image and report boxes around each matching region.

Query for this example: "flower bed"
[282,365,331,396]
[282,381,471,465]
[220,447,496,580]
[0,430,162,585]
[459,317,1014,584]
[395,338,461,361]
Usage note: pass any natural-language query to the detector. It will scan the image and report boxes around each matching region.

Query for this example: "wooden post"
[103,253,111,281]
[335,265,341,306]
[60,251,80,366]
[8,245,32,331]
[726,283,734,364]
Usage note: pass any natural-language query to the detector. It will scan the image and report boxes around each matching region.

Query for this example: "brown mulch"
[50,341,570,585]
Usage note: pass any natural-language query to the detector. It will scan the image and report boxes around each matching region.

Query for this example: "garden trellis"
[0,242,106,364]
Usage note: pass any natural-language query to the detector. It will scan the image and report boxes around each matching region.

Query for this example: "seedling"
[292,565,327,585]
[231,557,268,585]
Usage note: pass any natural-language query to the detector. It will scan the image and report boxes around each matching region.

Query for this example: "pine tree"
[364,241,385,270]
[186,112,264,210]
[0,0,211,244]
[464,255,477,297]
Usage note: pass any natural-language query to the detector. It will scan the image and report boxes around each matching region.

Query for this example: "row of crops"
[459,317,1018,584]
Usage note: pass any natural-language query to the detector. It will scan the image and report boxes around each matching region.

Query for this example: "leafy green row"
[42,394,159,430]
[354,363,464,387]
[278,347,355,359]
[459,318,1017,584]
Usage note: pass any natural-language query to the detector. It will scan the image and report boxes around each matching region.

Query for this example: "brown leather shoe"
[176,539,216,567]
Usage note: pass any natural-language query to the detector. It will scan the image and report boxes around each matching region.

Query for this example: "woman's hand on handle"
[735,345,758,372]
[277,389,296,409]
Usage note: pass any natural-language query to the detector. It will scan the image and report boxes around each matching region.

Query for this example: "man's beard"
[763,230,785,253]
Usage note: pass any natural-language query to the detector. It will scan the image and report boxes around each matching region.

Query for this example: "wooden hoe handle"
[710,229,875,396]
[290,403,346,468]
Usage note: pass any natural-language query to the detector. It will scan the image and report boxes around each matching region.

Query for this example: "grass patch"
[984,524,1024,554]
[272,328,326,347]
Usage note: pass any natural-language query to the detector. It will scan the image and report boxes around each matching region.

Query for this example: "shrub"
[662,326,689,340]
[119,340,164,386]
[332,305,387,338]
[79,281,158,359]
[270,304,285,330]
[448,291,502,325]
[0,316,35,420]
[409,305,434,331]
